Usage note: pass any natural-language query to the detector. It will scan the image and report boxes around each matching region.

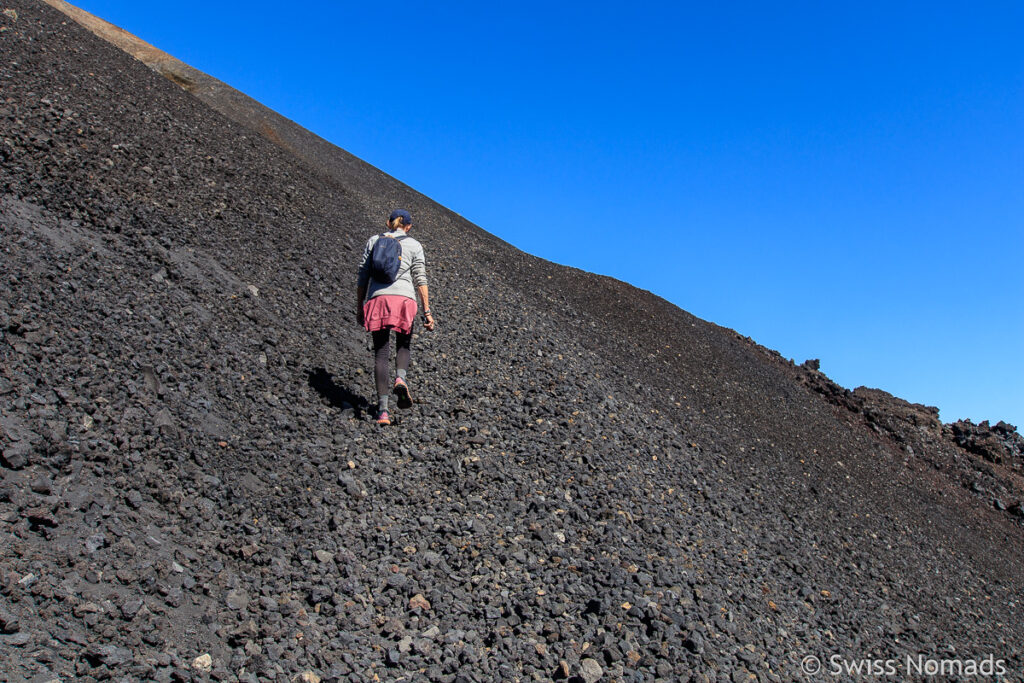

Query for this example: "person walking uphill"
[356,209,435,425]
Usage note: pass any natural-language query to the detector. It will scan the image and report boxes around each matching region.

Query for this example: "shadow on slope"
[307,368,371,418]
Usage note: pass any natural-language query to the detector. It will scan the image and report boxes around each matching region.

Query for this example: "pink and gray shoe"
[393,377,413,409]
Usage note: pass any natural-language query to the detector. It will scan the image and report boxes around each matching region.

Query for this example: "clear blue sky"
[75,1,1023,427]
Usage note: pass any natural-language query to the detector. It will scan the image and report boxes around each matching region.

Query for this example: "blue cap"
[389,209,412,225]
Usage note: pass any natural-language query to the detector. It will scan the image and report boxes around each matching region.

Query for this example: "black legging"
[372,329,412,399]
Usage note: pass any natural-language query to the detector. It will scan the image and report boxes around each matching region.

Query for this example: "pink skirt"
[363,295,417,335]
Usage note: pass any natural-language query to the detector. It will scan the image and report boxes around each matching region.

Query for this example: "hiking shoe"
[376,410,392,426]
[393,377,413,409]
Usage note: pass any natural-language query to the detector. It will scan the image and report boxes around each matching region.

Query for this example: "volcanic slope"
[1,2,1022,682]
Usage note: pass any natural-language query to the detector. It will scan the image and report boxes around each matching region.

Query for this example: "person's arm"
[355,236,375,326]
[417,284,434,331]
[356,285,367,326]
[410,242,434,331]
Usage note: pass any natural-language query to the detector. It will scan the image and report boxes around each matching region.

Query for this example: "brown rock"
[409,593,431,611]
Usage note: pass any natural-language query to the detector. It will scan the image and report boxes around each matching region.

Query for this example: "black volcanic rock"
[0,1,1022,681]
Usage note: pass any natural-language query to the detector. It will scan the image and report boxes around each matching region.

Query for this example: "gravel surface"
[1,2,1022,681]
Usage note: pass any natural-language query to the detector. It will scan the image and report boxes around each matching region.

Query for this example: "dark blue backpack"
[369,233,407,284]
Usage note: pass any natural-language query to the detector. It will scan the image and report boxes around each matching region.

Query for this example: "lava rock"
[580,657,603,683]
[0,606,20,634]
[1,443,30,469]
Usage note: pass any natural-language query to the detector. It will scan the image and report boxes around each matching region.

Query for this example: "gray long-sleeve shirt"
[357,229,428,301]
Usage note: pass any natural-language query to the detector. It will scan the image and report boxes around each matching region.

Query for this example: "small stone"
[0,606,20,633]
[580,657,603,683]
[3,632,31,647]
[294,672,320,683]
[193,653,213,672]
[73,602,100,618]
[116,568,137,584]
[683,631,705,654]
[25,507,58,529]
[84,533,107,554]
[141,366,161,395]
[226,589,249,610]
[314,550,334,563]
[386,573,408,591]
[308,585,331,604]
[126,489,143,509]
[338,474,367,499]
[1,443,29,469]
[247,285,259,297]
[121,599,143,620]
[89,645,131,667]
[153,409,176,436]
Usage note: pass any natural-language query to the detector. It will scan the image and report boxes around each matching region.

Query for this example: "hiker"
[356,209,435,425]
